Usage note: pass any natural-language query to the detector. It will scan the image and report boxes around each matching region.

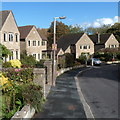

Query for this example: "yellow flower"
[9,59,22,68]
[0,72,13,91]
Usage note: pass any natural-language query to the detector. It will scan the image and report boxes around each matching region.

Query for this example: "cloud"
[81,16,119,28]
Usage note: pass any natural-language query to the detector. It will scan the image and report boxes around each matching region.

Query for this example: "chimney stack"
[97,32,100,43]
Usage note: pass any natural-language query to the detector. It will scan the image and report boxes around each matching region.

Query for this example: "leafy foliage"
[21,83,45,112]
[85,24,111,35]
[106,23,120,42]
[20,51,37,67]
[0,44,12,58]
[47,21,70,48]
[69,24,84,33]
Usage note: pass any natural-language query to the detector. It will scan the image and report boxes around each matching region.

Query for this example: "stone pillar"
[33,68,46,97]
[44,60,53,85]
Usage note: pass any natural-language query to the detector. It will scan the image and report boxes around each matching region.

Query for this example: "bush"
[77,55,86,64]
[1,67,44,119]
[20,52,37,67]
[35,60,45,68]
[21,83,45,112]
[2,59,22,68]
[6,68,33,84]
[116,53,120,60]
[64,53,75,68]
[2,62,12,68]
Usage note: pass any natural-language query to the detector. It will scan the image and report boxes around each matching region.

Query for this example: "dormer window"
[9,33,13,41]
[3,32,7,42]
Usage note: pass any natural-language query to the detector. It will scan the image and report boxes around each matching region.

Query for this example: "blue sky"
[2,2,118,28]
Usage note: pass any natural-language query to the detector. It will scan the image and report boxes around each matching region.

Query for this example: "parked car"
[88,58,102,65]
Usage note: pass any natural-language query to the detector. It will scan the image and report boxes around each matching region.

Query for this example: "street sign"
[52,44,57,50]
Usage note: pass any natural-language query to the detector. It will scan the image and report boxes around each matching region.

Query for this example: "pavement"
[33,67,87,119]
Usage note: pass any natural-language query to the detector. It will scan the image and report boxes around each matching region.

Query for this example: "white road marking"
[75,68,95,119]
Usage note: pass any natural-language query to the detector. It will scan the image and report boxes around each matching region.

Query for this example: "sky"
[1,2,119,29]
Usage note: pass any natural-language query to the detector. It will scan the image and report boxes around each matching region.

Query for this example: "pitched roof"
[0,10,11,30]
[18,25,34,39]
[57,33,84,51]
[37,30,47,41]
[89,34,111,44]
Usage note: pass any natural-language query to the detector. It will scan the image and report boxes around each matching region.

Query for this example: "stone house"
[89,33,119,52]
[57,33,94,59]
[0,10,20,61]
[18,25,47,61]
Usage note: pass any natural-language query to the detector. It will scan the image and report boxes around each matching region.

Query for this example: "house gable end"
[1,11,19,33]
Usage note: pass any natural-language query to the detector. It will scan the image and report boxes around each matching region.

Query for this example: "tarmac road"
[77,64,119,119]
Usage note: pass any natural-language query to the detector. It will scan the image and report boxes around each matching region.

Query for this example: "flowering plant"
[9,59,22,68]
[0,72,12,91]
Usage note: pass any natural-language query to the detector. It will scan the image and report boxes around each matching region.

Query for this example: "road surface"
[77,64,119,119]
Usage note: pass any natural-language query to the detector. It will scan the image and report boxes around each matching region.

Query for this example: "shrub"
[20,52,37,67]
[6,68,33,84]
[64,53,75,68]
[35,60,45,68]
[9,59,22,68]
[2,59,22,68]
[2,62,12,68]
[77,55,86,64]
[21,83,45,112]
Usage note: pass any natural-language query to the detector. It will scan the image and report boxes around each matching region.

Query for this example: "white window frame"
[38,41,40,46]
[33,41,36,46]
[80,45,82,49]
[16,50,18,59]
[9,33,14,41]
[28,40,31,46]
[15,33,19,42]
[38,53,40,60]
[83,45,87,49]
[42,41,45,46]
[3,32,7,42]
[33,54,36,59]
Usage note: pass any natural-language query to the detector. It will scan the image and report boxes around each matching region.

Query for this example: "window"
[88,45,90,49]
[33,41,36,46]
[16,50,18,59]
[42,41,45,46]
[38,41,40,46]
[3,32,7,42]
[80,45,82,49]
[9,51,14,60]
[28,41,30,46]
[83,45,87,49]
[9,33,13,41]
[33,54,36,59]
[15,34,19,42]
[38,54,40,60]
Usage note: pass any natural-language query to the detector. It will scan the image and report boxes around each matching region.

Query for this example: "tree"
[85,24,111,35]
[37,28,48,38]
[106,23,120,42]
[69,24,84,34]
[47,21,70,48]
